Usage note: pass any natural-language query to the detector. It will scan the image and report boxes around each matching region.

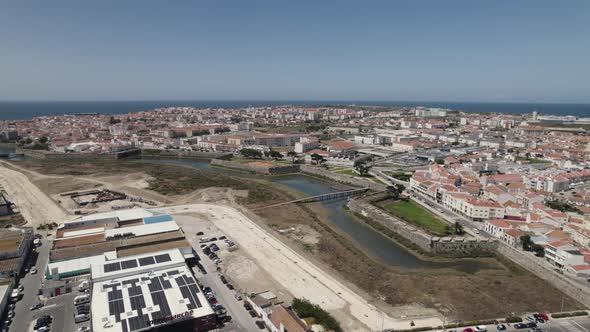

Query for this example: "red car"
[463,328,473,332]
[537,313,549,321]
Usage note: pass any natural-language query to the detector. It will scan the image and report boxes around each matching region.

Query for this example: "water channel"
[137,158,496,273]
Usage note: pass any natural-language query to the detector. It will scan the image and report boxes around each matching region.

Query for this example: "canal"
[138,158,494,272]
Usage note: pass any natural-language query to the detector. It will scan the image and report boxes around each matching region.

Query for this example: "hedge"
[551,311,588,319]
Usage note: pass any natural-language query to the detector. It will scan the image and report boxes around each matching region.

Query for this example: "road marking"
[573,320,589,332]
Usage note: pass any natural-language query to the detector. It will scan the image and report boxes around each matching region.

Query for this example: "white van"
[74,294,90,305]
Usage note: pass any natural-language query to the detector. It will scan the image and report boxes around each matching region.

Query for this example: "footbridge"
[256,187,370,210]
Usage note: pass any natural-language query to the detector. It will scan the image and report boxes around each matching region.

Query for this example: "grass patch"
[382,200,449,236]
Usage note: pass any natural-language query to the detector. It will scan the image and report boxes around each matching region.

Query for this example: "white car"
[77,327,90,332]
[474,326,487,332]
[30,267,38,274]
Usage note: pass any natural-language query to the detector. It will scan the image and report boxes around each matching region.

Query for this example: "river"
[138,158,495,273]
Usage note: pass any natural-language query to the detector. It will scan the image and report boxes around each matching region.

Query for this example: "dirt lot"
[8,159,584,321]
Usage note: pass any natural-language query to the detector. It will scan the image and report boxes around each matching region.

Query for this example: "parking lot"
[178,214,262,332]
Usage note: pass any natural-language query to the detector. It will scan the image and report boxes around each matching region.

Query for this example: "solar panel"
[148,277,162,292]
[121,320,129,332]
[187,284,202,307]
[174,276,186,287]
[159,276,172,289]
[179,286,197,310]
[150,291,172,319]
[154,254,171,263]
[138,256,155,266]
[104,262,122,273]
[121,259,138,269]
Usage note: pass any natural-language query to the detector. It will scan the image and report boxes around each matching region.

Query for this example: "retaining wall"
[21,149,141,160]
[301,165,387,191]
[210,159,300,175]
[140,149,232,160]
[347,199,497,255]
[496,244,590,308]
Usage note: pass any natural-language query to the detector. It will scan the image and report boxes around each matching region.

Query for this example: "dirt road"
[152,203,443,332]
[0,163,69,226]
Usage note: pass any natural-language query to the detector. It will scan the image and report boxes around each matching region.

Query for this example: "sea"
[0,100,588,120]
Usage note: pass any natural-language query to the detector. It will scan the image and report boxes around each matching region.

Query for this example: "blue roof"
[143,215,173,224]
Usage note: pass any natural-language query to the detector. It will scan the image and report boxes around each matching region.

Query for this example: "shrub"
[505,316,523,323]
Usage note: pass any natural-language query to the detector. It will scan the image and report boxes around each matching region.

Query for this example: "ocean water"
[0,100,588,120]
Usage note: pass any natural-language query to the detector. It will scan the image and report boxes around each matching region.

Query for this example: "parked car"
[243,302,253,311]
[30,303,44,310]
[496,324,506,330]
[249,310,258,318]
[235,294,242,301]
[210,237,218,241]
[474,326,487,332]
[219,236,227,240]
[30,267,38,274]
[196,231,204,236]
[525,322,537,328]
[226,283,234,290]
[256,321,266,329]
[77,327,91,332]
[462,329,474,332]
[7,310,14,318]
[514,323,526,329]
[220,275,227,284]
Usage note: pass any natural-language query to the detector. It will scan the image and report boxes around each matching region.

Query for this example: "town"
[0,104,589,332]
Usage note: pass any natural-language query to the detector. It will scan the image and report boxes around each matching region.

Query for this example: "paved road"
[9,235,52,332]
[437,316,590,332]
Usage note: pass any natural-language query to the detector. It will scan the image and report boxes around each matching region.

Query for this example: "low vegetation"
[382,200,451,236]
[292,298,342,332]
[551,311,588,318]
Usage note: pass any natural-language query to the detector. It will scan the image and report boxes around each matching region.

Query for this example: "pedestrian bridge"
[256,187,370,210]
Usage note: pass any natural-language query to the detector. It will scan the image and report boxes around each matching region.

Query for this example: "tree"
[38,136,49,144]
[354,157,373,177]
[269,150,283,160]
[454,222,464,235]
[240,148,263,159]
[520,234,533,251]
[263,151,271,158]
[311,153,322,165]
[287,151,298,164]
[387,184,405,200]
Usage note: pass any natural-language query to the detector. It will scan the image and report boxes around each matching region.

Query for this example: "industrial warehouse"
[46,209,195,280]
[91,249,217,332]
[41,208,220,332]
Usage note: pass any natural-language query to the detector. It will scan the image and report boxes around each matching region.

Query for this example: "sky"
[1,1,589,103]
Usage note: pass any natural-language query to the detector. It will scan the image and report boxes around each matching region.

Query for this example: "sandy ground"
[0,162,70,226]
[152,203,443,332]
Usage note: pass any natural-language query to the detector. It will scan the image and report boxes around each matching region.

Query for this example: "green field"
[382,200,450,236]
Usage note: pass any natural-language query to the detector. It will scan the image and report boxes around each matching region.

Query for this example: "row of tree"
[240,148,300,164]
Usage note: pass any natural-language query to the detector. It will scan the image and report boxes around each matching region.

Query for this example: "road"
[432,316,590,332]
[8,236,68,332]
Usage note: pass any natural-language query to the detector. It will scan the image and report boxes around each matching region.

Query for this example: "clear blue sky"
[1,0,589,103]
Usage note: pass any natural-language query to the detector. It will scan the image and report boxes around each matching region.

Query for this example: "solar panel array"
[101,267,202,332]
[102,254,171,273]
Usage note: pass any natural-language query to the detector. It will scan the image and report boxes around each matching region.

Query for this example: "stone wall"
[496,244,590,308]
[140,149,232,160]
[347,199,497,255]
[210,159,300,175]
[21,149,141,160]
[301,165,387,191]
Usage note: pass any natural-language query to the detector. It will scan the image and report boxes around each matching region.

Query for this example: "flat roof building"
[91,249,216,332]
